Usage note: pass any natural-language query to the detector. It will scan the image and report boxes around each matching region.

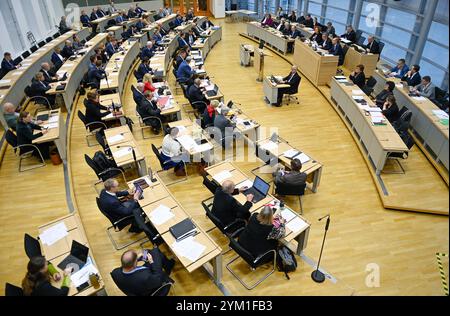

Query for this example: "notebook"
[170,218,197,241]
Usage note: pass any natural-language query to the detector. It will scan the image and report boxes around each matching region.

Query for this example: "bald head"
[222,180,235,194]
[170,127,179,137]
[291,65,298,74]
[121,250,137,270]
[3,102,16,113]
[41,63,51,71]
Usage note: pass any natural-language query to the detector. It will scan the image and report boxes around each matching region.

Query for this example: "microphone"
[318,214,329,221]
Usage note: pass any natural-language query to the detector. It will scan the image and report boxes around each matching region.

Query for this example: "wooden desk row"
[32,108,67,160]
[128,174,223,284]
[0,28,90,129]
[174,16,207,33]
[247,22,294,55]
[47,33,108,113]
[205,161,311,254]
[90,13,120,33]
[330,77,408,174]
[373,68,449,171]
[37,213,105,296]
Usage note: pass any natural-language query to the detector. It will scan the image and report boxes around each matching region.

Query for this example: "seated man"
[98,179,142,233]
[40,62,58,83]
[375,81,395,107]
[213,106,236,147]
[128,5,137,18]
[211,180,253,226]
[122,25,137,40]
[30,72,55,105]
[87,60,106,89]
[141,41,155,60]
[201,19,214,30]
[411,76,436,102]
[1,52,19,76]
[132,82,146,106]
[401,64,421,87]
[161,127,188,176]
[176,56,195,85]
[80,10,91,27]
[177,32,190,50]
[340,25,356,43]
[90,8,99,21]
[136,58,152,82]
[84,91,116,127]
[61,41,75,59]
[273,158,307,189]
[349,64,366,90]
[329,37,344,66]
[388,59,410,79]
[136,91,163,134]
[363,35,380,54]
[320,33,332,50]
[275,65,301,107]
[51,47,65,70]
[173,14,183,27]
[187,78,208,113]
[3,102,19,131]
[111,248,174,296]
[105,39,118,59]
[187,29,197,46]
[59,16,71,34]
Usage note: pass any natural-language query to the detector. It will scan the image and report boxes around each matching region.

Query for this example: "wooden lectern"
[255,49,273,82]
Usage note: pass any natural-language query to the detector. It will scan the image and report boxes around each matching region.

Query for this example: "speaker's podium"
[255,48,273,82]
[263,76,290,105]
[240,44,254,66]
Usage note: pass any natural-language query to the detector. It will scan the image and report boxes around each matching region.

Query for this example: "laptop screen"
[253,176,270,196]
[70,240,89,263]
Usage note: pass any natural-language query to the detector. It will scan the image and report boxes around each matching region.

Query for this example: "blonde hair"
[143,73,153,84]
[257,206,273,226]
[210,100,220,108]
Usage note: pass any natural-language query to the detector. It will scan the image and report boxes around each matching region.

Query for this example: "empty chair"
[385,133,415,174]
[378,41,385,55]
[84,153,125,184]
[5,130,46,172]
[5,283,24,296]
[21,51,30,59]
[362,76,377,96]
[24,233,42,259]
[37,41,46,48]
[357,35,366,46]
[45,37,53,43]
[274,182,307,215]
[30,45,38,53]
[14,56,24,65]
[77,110,107,147]
[52,32,61,39]
[433,87,449,110]
[226,232,277,290]
[355,30,363,43]
[393,108,412,134]
[24,85,52,110]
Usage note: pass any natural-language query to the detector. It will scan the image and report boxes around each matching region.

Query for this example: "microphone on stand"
[311,214,331,283]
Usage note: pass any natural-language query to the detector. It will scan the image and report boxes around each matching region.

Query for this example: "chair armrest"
[224,218,246,231]
[85,121,107,129]
[151,281,174,296]
[113,214,134,227]
[230,227,246,239]
[254,249,277,264]
[98,167,125,177]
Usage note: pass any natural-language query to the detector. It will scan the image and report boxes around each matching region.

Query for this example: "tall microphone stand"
[311,214,330,283]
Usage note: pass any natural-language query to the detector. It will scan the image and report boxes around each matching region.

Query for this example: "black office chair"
[274,182,307,215]
[202,198,246,238]
[24,85,53,110]
[355,30,363,43]
[84,153,125,190]
[37,41,46,48]
[132,208,163,248]
[283,77,301,105]
[24,233,42,259]
[95,132,112,158]
[14,56,24,65]
[135,109,164,140]
[393,108,413,134]
[77,110,107,147]
[202,174,219,194]
[5,283,24,296]
[45,37,53,43]
[95,197,141,250]
[5,130,46,172]
[134,70,143,83]
[362,76,377,97]
[384,133,415,174]
[30,45,38,53]
[226,231,277,290]
[357,36,366,46]
[433,87,449,110]
[151,144,188,185]
[110,269,173,296]
[378,41,385,55]
[52,32,61,39]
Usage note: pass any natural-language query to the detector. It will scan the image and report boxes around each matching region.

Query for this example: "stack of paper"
[213,170,232,183]
[286,217,309,233]
[171,236,206,262]
[70,263,98,287]
[205,84,216,91]
[371,117,384,124]
[281,209,296,222]
[107,134,125,144]
[150,204,175,225]
[39,222,68,246]
[352,96,364,101]
[283,149,300,159]
[412,96,426,101]
[297,153,310,164]
[352,90,365,95]
[177,135,197,150]
[48,116,59,123]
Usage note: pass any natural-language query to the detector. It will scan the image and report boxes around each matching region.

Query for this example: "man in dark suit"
[401,64,421,87]
[128,5,137,18]
[275,66,301,107]
[288,25,301,39]
[136,58,152,82]
[61,41,75,59]
[88,60,106,89]
[178,32,190,50]
[133,83,146,106]
[98,179,142,233]
[84,90,113,126]
[51,47,65,70]
[141,41,155,60]
[186,9,194,21]
[122,25,137,40]
[90,8,99,21]
[363,35,380,54]
[30,73,52,100]
[1,52,19,76]
[273,158,307,188]
[211,180,253,226]
[111,248,174,296]
[137,91,164,134]
[187,29,197,46]
[187,78,208,113]
[40,63,58,83]
[302,14,314,28]
[349,64,366,90]
[105,39,118,58]
[341,25,356,43]
[174,15,183,27]
[134,3,147,16]
[201,19,214,30]
[96,6,107,18]
[329,37,344,66]
[176,56,195,84]
[80,10,91,27]
[320,33,332,50]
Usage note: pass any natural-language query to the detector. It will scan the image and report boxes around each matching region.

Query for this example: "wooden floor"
[0,21,448,296]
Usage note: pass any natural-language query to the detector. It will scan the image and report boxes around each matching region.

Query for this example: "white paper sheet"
[370,112,384,118]
[70,263,98,287]
[39,222,68,246]
[176,135,197,150]
[48,116,59,123]
[371,117,384,124]
[281,209,296,222]
[107,134,125,144]
[236,179,253,190]
[352,96,364,100]
[114,147,132,158]
[352,90,365,95]
[283,149,300,159]
[432,110,449,120]
[150,204,175,225]
[42,123,58,129]
[171,236,206,262]
[297,153,310,164]
[412,96,426,101]
[286,217,309,233]
[212,170,233,184]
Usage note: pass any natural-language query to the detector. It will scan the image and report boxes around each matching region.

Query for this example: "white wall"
[211,0,225,18]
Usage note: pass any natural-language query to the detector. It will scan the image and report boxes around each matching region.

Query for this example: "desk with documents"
[247,22,294,54]
[37,213,104,296]
[32,108,67,160]
[263,76,290,105]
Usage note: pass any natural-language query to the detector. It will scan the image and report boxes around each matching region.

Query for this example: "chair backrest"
[30,45,38,53]
[5,130,18,148]
[38,41,46,48]
[378,41,385,54]
[357,36,366,46]
[290,76,301,94]
[53,32,61,39]
[366,76,377,89]
[399,109,412,124]
[85,154,102,177]
[24,233,42,259]
[151,144,165,169]
[14,56,24,65]
[110,269,135,296]
[202,174,219,194]
[22,51,30,59]
[397,106,409,119]
[202,201,227,232]
[45,37,53,43]
[77,110,88,127]
[24,85,34,98]
[275,182,306,196]
[435,87,448,100]
[228,237,258,268]
[5,283,24,296]
[342,44,349,58]
[355,30,363,42]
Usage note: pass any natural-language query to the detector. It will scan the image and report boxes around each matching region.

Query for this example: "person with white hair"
[40,63,58,83]
[161,127,188,176]
[141,41,154,60]
[274,65,301,107]
[132,82,146,106]
[3,103,19,130]
[211,180,253,227]
[214,106,236,146]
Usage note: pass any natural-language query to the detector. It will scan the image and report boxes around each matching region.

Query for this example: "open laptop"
[57,240,89,270]
[206,84,219,97]
[243,176,270,203]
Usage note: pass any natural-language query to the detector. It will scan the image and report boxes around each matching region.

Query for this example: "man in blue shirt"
[106,39,118,58]
[178,32,190,50]
[88,60,106,89]
[176,56,195,84]
[388,59,410,79]
[80,10,91,27]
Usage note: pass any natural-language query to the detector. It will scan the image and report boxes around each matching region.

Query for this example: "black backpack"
[276,246,297,279]
[92,151,115,172]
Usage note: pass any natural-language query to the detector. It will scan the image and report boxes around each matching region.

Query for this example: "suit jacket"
[122,28,135,40]
[390,65,409,79]
[97,9,106,18]
[341,30,356,43]
[415,82,436,100]
[187,34,197,46]
[30,80,51,97]
[132,88,146,106]
[51,52,64,68]
[274,170,307,187]
[59,20,70,33]
[375,90,393,107]
[186,13,194,21]
[136,63,152,81]
[16,121,43,147]
[136,21,145,31]
[382,103,400,123]
[283,72,301,94]
[329,44,344,65]
[99,189,137,223]
[310,32,323,44]
[187,84,208,109]
[174,18,182,27]
[302,19,314,28]
[40,68,57,83]
[402,72,421,87]
[214,114,235,140]
[201,20,214,29]
[238,213,278,258]
[116,15,124,24]
[349,72,366,90]
[275,23,285,33]
[326,26,336,37]
[1,58,16,73]
[211,188,252,226]
[88,67,106,89]
[289,30,301,39]
[80,14,91,26]
[111,249,170,296]
[141,47,155,60]
[106,42,117,58]
[61,45,75,59]
[90,12,99,21]
[178,37,190,49]
[320,38,332,50]
[176,61,194,83]
[128,10,137,18]
[137,98,161,121]
[84,99,110,124]
[364,40,380,54]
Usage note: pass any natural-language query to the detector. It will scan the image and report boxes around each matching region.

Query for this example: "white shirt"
[162,135,182,157]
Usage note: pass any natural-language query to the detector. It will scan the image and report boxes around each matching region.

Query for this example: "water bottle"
[280,200,285,211]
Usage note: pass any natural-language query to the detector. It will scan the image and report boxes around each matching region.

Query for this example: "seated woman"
[202,100,219,128]
[261,14,274,27]
[22,256,72,296]
[238,206,286,262]
[161,127,188,176]
[375,81,395,107]
[16,111,50,159]
[142,73,157,94]
[309,26,323,44]
[382,95,400,123]
[84,90,120,129]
